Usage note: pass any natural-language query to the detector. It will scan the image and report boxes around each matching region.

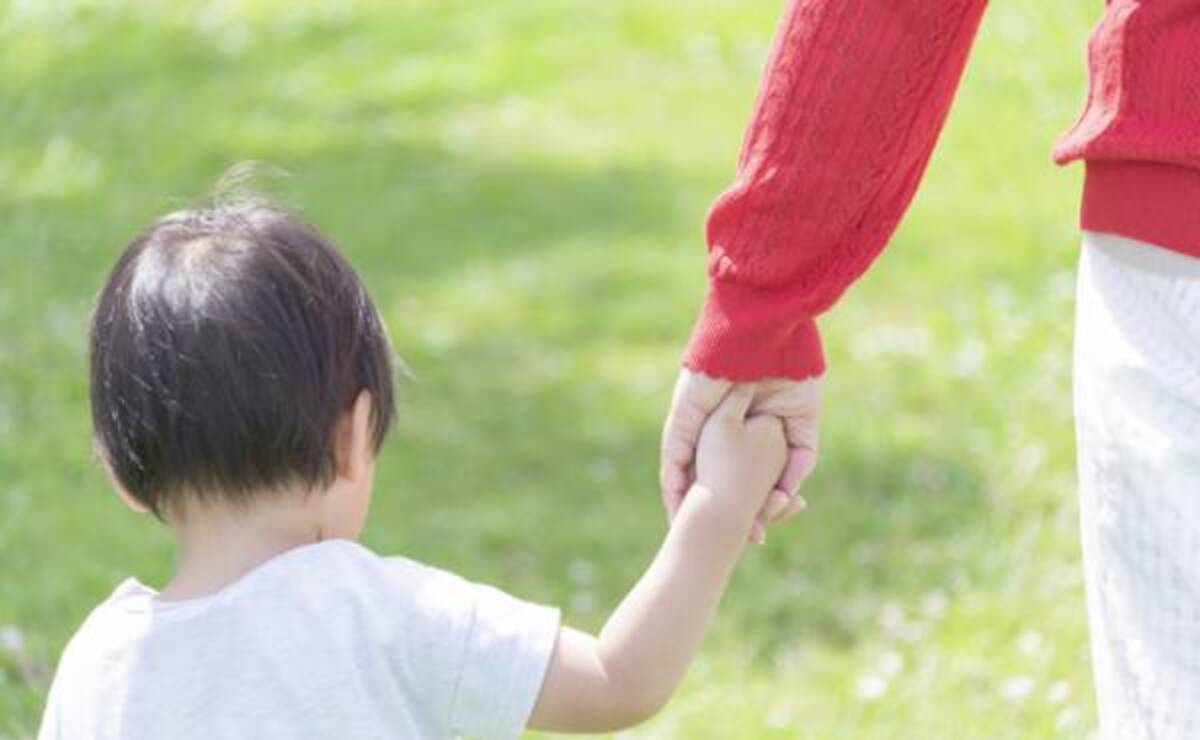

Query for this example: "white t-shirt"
[37,539,560,740]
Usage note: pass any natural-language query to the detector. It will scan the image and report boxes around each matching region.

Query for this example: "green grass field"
[1,1,1098,737]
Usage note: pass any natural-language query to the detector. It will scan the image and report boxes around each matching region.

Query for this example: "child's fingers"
[748,486,809,546]
[773,492,809,522]
[777,433,818,495]
[713,384,756,423]
[761,485,809,526]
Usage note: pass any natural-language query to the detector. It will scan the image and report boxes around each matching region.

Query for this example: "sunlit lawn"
[1,1,1096,737]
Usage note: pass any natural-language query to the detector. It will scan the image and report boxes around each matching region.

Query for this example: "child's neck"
[159,494,326,602]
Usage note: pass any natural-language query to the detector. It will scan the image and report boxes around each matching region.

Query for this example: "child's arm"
[527,386,789,733]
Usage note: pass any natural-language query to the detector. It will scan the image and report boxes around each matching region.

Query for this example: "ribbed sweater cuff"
[682,280,825,382]
[1081,160,1200,258]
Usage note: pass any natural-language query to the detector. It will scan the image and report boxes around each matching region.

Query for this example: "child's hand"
[692,386,787,521]
[530,386,789,734]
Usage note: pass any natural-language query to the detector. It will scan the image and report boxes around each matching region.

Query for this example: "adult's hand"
[660,369,821,542]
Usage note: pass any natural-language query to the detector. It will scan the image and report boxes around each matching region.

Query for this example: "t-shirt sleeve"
[447,581,560,740]
[36,678,64,740]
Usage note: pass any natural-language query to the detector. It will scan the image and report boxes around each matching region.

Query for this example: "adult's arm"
[684,0,989,382]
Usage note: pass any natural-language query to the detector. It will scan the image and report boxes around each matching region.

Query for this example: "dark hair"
[90,191,395,517]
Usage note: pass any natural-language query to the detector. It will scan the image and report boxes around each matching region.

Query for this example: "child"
[38,191,793,739]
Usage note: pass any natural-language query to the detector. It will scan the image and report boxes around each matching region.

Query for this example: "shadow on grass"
[4,26,694,302]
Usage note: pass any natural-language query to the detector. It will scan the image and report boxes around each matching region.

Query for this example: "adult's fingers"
[659,402,707,520]
[659,478,687,522]
[776,416,819,493]
[777,446,817,495]
[783,413,819,458]
[749,518,766,545]
[659,371,732,520]
[762,488,792,520]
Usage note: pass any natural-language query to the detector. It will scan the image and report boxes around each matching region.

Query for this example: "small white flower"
[1046,680,1071,705]
[686,33,721,67]
[896,622,927,643]
[1001,675,1035,702]
[879,602,905,633]
[765,702,794,729]
[1055,706,1081,730]
[0,625,24,655]
[878,651,904,678]
[567,559,595,585]
[1014,445,1047,480]
[950,339,986,378]
[854,542,881,564]
[921,590,948,619]
[498,96,531,128]
[1017,630,1044,658]
[568,590,596,615]
[856,674,888,702]
[851,324,931,360]
[879,602,925,643]
[588,458,615,483]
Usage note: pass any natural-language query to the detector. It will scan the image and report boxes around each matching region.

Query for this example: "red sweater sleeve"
[683,0,989,381]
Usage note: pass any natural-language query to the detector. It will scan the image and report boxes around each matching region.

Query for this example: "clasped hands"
[660,369,821,543]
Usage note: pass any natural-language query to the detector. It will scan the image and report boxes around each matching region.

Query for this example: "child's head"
[89,191,395,535]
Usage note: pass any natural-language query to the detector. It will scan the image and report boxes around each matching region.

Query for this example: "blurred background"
[1,1,1097,737]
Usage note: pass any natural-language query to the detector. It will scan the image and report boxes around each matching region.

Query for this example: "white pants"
[1075,231,1200,739]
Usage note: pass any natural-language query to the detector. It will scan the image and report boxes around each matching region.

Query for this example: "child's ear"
[334,390,374,482]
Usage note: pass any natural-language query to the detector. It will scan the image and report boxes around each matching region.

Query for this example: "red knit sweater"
[684,0,1200,382]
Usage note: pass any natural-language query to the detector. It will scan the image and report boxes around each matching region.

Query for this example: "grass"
[0,1,1097,737]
